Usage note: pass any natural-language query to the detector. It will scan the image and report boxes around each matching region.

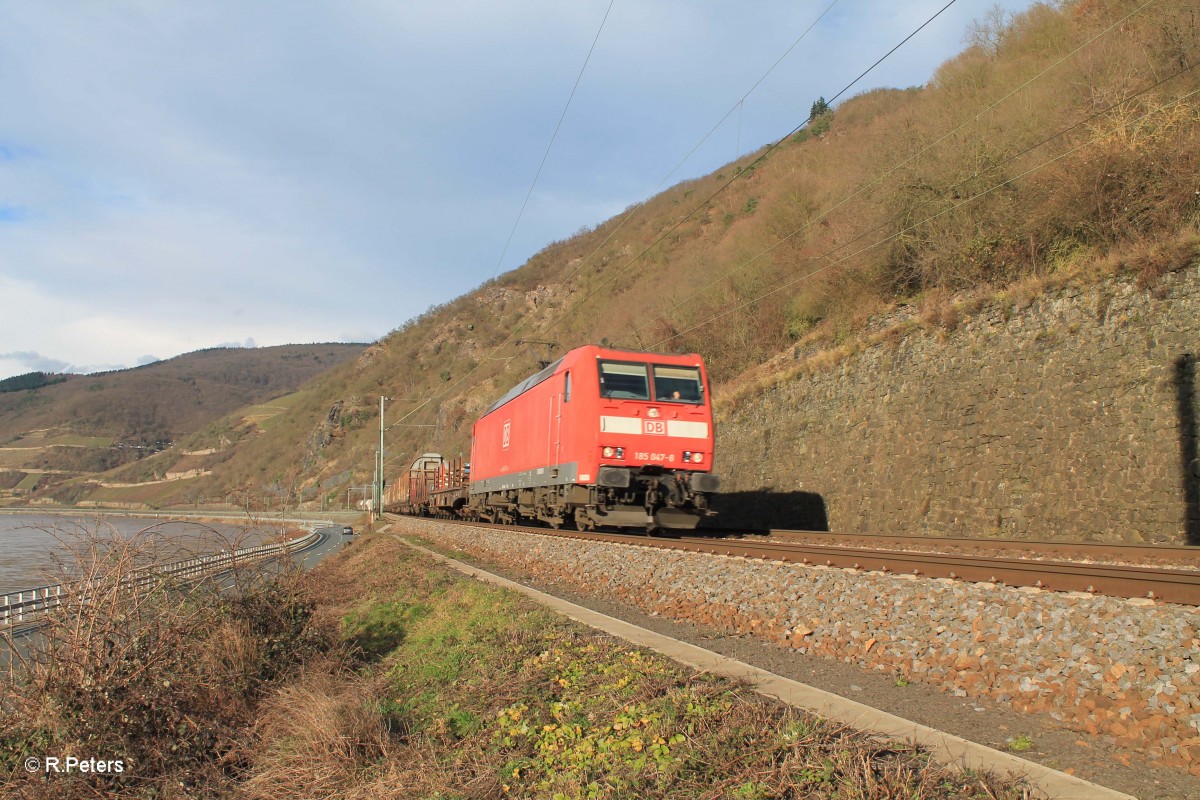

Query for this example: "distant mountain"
[0,344,364,489]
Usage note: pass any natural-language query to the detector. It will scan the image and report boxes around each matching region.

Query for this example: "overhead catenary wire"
[613,0,1164,347]
[644,77,1200,352]
[382,0,1125,453]
[736,99,742,159]
[489,0,617,280]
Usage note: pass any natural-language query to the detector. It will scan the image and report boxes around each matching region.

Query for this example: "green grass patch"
[85,477,202,505]
[38,435,113,448]
[342,597,433,659]
[1006,735,1034,753]
[0,450,39,468]
[243,390,310,431]
[15,472,40,492]
[3,429,112,447]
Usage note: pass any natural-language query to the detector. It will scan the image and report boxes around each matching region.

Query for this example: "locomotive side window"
[598,361,650,400]
[652,364,703,403]
[564,371,571,402]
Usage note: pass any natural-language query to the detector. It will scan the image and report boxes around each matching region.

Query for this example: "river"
[0,512,285,595]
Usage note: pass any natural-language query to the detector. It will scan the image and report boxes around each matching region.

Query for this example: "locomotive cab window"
[564,371,571,402]
[598,361,650,400]
[652,364,703,403]
[652,364,705,402]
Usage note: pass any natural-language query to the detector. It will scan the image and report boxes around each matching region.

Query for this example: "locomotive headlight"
[615,447,625,459]
[647,407,661,418]
[692,452,704,463]
[603,446,615,458]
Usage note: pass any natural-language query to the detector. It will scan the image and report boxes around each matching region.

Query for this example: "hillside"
[0,344,364,505]
[13,0,1200,514]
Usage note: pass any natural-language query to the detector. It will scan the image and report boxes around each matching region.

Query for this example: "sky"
[0,0,1039,382]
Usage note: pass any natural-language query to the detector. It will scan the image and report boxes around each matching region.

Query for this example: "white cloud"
[0,351,71,375]
[0,275,342,378]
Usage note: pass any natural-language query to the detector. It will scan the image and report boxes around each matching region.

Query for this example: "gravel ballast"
[405,519,1200,774]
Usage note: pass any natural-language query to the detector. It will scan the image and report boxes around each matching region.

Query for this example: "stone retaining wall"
[715,264,1200,544]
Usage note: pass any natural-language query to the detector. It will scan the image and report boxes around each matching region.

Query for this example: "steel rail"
[762,529,1200,567]
[669,538,1200,605]
[400,516,1200,606]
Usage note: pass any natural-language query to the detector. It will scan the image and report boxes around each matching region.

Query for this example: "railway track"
[761,529,1200,569]
[402,516,1200,606]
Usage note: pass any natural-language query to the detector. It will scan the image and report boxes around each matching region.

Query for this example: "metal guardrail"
[0,529,321,627]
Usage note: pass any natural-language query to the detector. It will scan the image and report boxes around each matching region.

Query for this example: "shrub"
[0,522,331,798]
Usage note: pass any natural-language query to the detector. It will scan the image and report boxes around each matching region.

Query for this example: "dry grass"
[239,663,394,800]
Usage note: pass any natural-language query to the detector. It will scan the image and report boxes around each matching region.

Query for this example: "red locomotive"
[400,345,719,531]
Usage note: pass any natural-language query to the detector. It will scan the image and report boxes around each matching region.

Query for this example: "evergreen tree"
[0,371,66,393]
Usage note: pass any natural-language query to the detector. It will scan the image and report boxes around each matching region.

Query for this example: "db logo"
[643,419,666,435]
[502,420,511,450]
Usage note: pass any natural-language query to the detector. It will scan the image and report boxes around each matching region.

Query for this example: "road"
[293,524,349,571]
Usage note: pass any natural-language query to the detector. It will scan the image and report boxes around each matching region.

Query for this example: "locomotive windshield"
[652,364,703,403]
[598,361,650,399]
[598,360,704,403]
